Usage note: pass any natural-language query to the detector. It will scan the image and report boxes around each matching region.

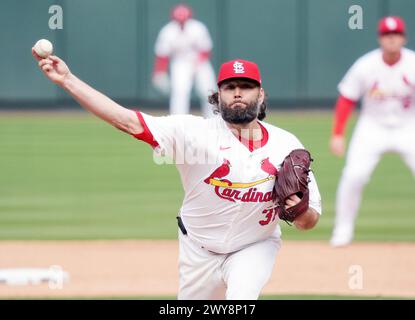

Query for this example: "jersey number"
[259,208,279,226]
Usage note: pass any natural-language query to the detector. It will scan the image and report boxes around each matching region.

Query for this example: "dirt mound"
[0,240,413,298]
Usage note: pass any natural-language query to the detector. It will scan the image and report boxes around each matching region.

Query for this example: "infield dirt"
[0,240,414,298]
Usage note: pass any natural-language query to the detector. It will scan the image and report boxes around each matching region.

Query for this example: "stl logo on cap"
[233,61,245,74]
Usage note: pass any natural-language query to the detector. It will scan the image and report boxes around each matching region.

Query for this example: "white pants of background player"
[331,116,415,246]
[177,230,282,300]
[170,59,216,118]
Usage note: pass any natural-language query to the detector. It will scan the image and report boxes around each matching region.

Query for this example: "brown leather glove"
[275,149,313,223]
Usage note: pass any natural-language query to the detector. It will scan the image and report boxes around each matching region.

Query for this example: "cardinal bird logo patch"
[204,159,232,185]
[260,157,278,177]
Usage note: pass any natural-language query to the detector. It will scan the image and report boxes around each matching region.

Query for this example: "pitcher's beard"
[219,100,259,124]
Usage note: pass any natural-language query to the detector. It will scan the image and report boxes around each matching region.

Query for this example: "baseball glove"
[275,149,312,223]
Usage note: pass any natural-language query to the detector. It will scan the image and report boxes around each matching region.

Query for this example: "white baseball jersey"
[155,19,213,62]
[338,48,415,127]
[134,113,322,254]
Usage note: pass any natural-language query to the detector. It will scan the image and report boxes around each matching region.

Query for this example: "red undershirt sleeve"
[131,111,159,148]
[332,95,357,136]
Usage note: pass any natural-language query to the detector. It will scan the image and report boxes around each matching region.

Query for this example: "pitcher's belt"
[176,216,187,235]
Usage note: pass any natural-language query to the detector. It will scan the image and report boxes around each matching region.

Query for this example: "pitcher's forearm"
[62,73,143,135]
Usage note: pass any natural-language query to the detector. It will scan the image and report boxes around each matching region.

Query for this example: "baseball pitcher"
[32,48,322,299]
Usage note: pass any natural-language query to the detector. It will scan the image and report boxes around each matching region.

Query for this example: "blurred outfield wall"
[1,0,415,110]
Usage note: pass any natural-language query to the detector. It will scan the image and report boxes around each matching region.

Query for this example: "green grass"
[0,111,414,241]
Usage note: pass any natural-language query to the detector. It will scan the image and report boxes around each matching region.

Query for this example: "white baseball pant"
[177,231,282,300]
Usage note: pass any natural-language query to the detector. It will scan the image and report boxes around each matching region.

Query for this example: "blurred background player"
[152,3,216,117]
[329,16,415,247]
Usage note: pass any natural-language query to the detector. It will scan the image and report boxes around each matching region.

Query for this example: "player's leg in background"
[222,235,282,300]
[396,124,415,177]
[194,61,216,118]
[331,119,385,247]
[177,232,226,300]
[170,60,193,115]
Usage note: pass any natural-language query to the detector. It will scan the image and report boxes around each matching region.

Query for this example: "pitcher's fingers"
[288,200,296,206]
[285,199,296,207]
[49,55,62,64]
[39,59,53,68]
[42,65,52,72]
[31,48,43,61]
[288,194,300,202]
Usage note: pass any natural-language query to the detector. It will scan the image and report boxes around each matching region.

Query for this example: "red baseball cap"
[217,59,262,86]
[378,16,405,35]
[171,4,192,23]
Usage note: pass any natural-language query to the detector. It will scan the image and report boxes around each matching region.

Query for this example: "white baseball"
[34,39,53,58]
